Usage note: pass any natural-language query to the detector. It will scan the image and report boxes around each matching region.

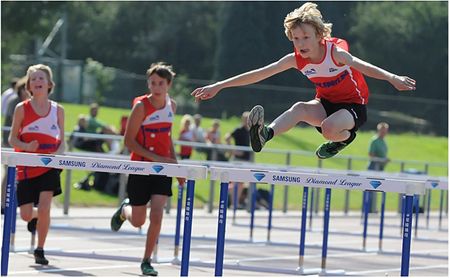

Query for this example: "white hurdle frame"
[0,151,208,276]
[177,166,426,277]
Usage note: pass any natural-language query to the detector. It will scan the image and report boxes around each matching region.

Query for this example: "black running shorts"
[127,174,172,206]
[16,169,62,206]
[316,98,367,133]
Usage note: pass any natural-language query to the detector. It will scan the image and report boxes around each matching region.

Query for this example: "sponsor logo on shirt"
[51,124,58,130]
[304,68,317,76]
[28,125,39,131]
[329,68,338,73]
[149,115,160,121]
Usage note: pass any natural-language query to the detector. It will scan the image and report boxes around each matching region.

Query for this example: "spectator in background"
[178,114,195,159]
[190,114,208,156]
[1,77,19,118]
[86,103,120,154]
[3,77,30,147]
[368,122,390,171]
[206,119,228,161]
[225,111,252,208]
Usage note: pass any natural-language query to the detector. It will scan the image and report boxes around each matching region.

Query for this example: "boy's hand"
[26,140,39,152]
[177,177,186,187]
[191,84,220,102]
[391,75,416,91]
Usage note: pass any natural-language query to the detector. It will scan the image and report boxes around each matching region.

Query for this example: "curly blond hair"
[284,2,332,41]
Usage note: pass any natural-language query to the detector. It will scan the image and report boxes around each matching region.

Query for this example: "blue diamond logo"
[431,182,439,188]
[369,180,382,189]
[152,165,164,173]
[253,173,266,181]
[40,157,52,165]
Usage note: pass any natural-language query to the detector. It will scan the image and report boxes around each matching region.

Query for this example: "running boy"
[9,64,65,265]
[110,62,184,276]
[192,2,415,159]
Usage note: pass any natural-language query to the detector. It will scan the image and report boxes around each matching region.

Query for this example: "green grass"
[57,103,448,211]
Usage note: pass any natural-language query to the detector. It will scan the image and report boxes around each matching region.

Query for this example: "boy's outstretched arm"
[333,47,416,91]
[191,53,296,102]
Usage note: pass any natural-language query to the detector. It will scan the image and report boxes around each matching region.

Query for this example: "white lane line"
[12,234,144,242]
[346,264,448,275]
[221,251,379,264]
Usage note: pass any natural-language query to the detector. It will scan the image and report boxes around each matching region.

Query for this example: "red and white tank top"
[16,100,61,180]
[294,38,370,104]
[130,95,174,162]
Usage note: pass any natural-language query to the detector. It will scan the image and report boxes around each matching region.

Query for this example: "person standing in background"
[1,77,19,118]
[178,114,195,159]
[368,122,390,171]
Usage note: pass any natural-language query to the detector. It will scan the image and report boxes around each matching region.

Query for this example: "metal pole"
[63,143,73,215]
[267,184,275,242]
[344,158,352,214]
[378,192,386,252]
[414,195,419,239]
[249,183,257,241]
[173,184,184,263]
[320,188,332,273]
[438,190,444,230]
[180,180,196,276]
[232,182,238,224]
[297,187,309,272]
[400,195,414,276]
[214,182,229,276]
[362,191,370,251]
[1,167,16,276]
[426,189,431,229]
[282,152,291,213]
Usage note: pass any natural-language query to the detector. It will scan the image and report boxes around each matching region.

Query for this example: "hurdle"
[178,165,425,276]
[0,150,208,276]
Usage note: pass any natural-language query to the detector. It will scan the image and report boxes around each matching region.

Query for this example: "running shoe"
[248,105,269,152]
[34,248,49,265]
[27,218,37,233]
[315,141,348,159]
[141,260,158,276]
[110,198,129,232]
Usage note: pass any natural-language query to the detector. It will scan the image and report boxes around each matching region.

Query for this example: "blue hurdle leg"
[438,190,444,230]
[267,184,274,242]
[309,188,314,230]
[180,180,196,277]
[1,167,16,276]
[362,191,370,251]
[214,182,229,277]
[426,189,431,229]
[173,183,184,263]
[249,183,256,241]
[414,195,419,238]
[378,192,386,252]
[401,195,414,276]
[10,183,17,252]
[320,188,332,273]
[232,182,238,224]
[400,194,406,235]
[297,187,309,272]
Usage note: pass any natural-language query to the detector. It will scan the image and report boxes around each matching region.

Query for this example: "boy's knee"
[290,102,306,113]
[321,121,339,140]
[130,216,146,228]
[20,210,33,222]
